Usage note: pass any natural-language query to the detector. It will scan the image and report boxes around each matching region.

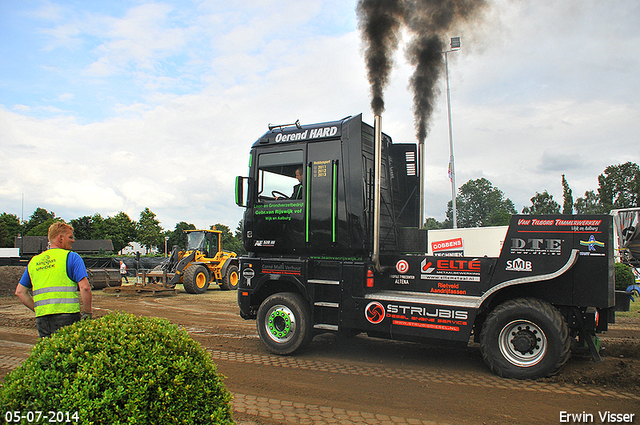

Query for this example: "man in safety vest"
[15,222,92,338]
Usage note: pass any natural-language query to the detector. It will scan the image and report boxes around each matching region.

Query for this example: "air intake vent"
[405,151,417,176]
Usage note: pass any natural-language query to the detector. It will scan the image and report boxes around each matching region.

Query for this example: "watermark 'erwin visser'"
[560,411,635,423]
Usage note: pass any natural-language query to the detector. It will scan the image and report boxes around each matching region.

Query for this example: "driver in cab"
[274,167,303,200]
[291,167,303,199]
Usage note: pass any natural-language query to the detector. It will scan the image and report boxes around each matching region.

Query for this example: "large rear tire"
[182,265,210,294]
[257,292,313,355]
[220,265,239,290]
[480,297,571,379]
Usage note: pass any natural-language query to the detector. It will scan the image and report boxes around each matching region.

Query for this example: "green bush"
[0,312,234,425]
[614,262,635,291]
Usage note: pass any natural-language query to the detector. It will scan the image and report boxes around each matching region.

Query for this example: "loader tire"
[220,265,239,290]
[182,265,210,294]
[480,297,571,380]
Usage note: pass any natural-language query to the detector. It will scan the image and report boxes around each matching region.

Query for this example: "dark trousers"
[36,312,81,338]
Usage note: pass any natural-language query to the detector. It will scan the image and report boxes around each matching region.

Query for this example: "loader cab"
[184,230,220,258]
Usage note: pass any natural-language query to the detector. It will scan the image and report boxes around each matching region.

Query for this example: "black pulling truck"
[234,114,615,379]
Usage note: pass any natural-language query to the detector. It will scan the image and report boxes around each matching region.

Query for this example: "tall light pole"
[444,36,460,228]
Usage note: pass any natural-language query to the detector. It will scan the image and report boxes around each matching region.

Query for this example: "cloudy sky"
[1,0,639,232]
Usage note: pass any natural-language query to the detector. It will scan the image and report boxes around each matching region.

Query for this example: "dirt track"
[1,271,639,424]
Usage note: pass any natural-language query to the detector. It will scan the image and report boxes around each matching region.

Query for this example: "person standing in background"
[120,260,129,284]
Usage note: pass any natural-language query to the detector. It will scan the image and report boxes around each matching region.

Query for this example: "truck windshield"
[186,232,206,251]
[257,150,304,200]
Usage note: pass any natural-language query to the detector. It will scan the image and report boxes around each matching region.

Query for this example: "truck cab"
[236,114,420,258]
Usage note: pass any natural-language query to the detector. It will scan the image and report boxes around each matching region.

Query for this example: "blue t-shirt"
[19,250,88,289]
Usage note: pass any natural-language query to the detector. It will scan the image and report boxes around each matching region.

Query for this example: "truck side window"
[257,150,304,201]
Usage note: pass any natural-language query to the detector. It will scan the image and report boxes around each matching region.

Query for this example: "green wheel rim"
[265,305,296,344]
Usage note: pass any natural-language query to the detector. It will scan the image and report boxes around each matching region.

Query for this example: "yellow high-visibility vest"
[28,249,79,317]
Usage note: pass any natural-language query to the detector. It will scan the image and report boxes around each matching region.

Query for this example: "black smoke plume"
[357,0,486,143]
[405,0,486,144]
[406,34,444,144]
[356,0,405,115]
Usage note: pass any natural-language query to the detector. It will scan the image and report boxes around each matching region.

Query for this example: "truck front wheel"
[257,292,312,355]
[480,297,570,379]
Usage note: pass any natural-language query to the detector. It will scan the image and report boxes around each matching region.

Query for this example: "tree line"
[0,207,245,256]
[427,161,639,229]
[1,162,638,249]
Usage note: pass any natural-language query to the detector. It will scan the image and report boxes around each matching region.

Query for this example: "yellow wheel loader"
[158,229,239,294]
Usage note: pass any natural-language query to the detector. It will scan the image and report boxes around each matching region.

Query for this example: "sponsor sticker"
[431,237,464,257]
[579,235,605,252]
[365,301,470,332]
[261,261,301,275]
[396,260,409,274]
[254,240,276,247]
[420,258,481,282]
[421,259,435,273]
[242,268,255,286]
[510,238,562,255]
[431,238,463,252]
[365,301,385,324]
[274,126,339,143]
[505,258,533,272]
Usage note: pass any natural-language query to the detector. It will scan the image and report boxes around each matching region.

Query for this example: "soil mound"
[0,266,24,297]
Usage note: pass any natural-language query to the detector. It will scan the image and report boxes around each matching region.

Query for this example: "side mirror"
[235,176,249,207]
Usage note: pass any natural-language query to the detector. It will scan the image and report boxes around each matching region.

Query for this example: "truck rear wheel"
[182,265,210,294]
[480,297,570,380]
[257,292,312,355]
[220,265,239,290]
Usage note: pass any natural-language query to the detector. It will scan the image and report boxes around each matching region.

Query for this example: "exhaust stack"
[418,139,425,227]
[372,114,383,272]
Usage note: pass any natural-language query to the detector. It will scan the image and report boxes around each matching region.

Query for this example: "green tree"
[69,215,96,240]
[213,223,244,255]
[89,213,106,239]
[597,162,640,211]
[614,263,635,291]
[522,190,561,215]
[0,213,22,247]
[488,208,513,226]
[235,220,243,240]
[166,221,197,251]
[423,217,443,230]
[104,212,137,253]
[574,190,604,214]
[562,174,573,214]
[235,220,246,255]
[26,218,62,236]
[136,208,164,254]
[24,208,55,235]
[0,221,7,249]
[445,178,516,228]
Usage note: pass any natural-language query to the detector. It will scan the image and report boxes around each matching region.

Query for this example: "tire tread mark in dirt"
[0,355,27,370]
[232,392,450,425]
[209,350,640,401]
